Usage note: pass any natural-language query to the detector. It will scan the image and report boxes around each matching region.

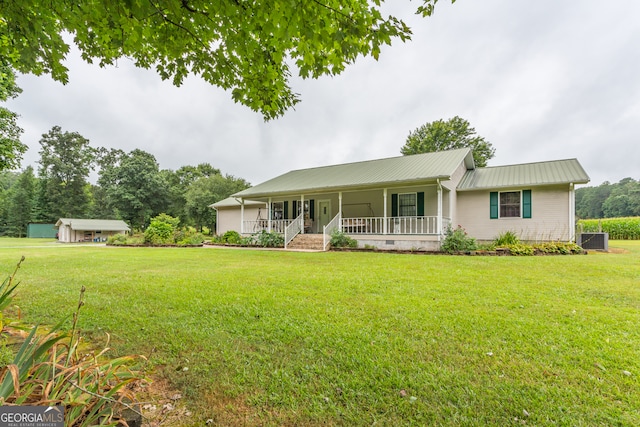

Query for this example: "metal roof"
[55,218,130,231]
[210,197,267,208]
[234,148,475,198]
[457,158,590,191]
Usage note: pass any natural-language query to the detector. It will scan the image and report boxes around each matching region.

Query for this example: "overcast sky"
[7,0,640,187]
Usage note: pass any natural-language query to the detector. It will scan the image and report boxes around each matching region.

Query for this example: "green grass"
[1,238,639,426]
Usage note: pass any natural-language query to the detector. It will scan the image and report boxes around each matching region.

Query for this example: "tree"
[6,166,36,237]
[575,178,640,219]
[0,63,26,171]
[400,116,495,167]
[101,149,169,229]
[0,170,19,234]
[162,163,223,221]
[38,126,95,221]
[185,174,250,232]
[0,1,450,119]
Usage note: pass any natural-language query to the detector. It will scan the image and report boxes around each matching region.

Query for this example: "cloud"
[6,0,640,187]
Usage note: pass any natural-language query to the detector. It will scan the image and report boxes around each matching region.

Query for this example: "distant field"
[0,238,639,426]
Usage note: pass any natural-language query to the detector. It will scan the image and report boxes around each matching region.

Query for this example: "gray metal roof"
[210,197,267,208]
[234,148,475,198]
[457,158,590,191]
[55,218,130,231]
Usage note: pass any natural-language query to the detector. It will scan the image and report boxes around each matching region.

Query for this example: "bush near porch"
[0,239,638,426]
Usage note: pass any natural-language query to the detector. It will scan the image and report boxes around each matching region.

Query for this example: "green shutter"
[522,190,532,218]
[309,199,315,220]
[417,192,425,216]
[284,201,288,219]
[292,200,297,218]
[391,194,398,217]
[490,192,498,219]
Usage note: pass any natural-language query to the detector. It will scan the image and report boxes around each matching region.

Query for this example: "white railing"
[243,219,292,234]
[323,212,342,250]
[284,214,303,249]
[342,217,385,234]
[339,216,451,235]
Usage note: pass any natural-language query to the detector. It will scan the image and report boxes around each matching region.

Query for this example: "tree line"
[0,125,249,237]
[575,177,640,219]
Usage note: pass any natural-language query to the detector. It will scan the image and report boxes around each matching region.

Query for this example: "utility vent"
[577,232,608,251]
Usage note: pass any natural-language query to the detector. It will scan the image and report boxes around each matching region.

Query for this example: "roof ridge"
[286,148,471,173]
[477,158,579,170]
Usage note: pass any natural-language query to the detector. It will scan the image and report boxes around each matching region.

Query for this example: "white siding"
[457,185,572,241]
[216,206,264,235]
[444,162,470,227]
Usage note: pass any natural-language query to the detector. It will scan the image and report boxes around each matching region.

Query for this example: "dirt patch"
[133,377,195,426]
[607,247,630,254]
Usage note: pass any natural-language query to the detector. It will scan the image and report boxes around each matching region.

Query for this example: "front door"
[318,200,331,229]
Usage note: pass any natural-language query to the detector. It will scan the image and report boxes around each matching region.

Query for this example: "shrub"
[494,230,519,246]
[144,213,180,245]
[330,230,358,248]
[534,242,583,255]
[253,230,284,248]
[240,236,254,245]
[441,225,477,254]
[107,233,129,246]
[505,243,535,256]
[221,230,242,244]
[175,228,205,246]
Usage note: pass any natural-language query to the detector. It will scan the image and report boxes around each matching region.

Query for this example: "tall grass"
[578,216,640,239]
[0,239,638,426]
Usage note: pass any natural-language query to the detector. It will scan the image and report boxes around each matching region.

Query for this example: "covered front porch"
[237,182,452,250]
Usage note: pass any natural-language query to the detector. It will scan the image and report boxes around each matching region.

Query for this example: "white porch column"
[300,194,305,234]
[339,192,343,231]
[437,180,443,240]
[569,183,575,241]
[268,197,272,233]
[383,188,388,235]
[240,199,245,234]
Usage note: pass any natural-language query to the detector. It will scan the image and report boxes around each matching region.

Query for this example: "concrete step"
[287,234,326,251]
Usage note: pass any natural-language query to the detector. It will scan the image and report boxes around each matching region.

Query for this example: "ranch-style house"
[212,148,590,250]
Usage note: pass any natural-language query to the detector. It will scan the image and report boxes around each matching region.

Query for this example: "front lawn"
[0,239,638,426]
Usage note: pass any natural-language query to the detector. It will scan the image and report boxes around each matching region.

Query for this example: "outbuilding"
[55,218,130,243]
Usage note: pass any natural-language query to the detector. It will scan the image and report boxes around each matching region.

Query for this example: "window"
[398,193,417,217]
[391,192,424,217]
[490,190,532,219]
[500,191,521,217]
[272,202,284,220]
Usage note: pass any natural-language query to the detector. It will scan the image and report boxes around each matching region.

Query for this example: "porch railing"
[323,212,342,250]
[284,213,304,249]
[243,219,292,234]
[340,216,451,235]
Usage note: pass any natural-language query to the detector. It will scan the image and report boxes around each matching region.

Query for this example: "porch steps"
[287,234,326,251]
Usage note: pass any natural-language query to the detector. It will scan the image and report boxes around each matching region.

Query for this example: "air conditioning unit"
[577,232,608,251]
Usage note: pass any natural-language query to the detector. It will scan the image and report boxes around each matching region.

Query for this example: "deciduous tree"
[0,1,451,119]
[6,166,36,237]
[400,116,495,167]
[38,126,95,220]
[185,174,250,232]
[101,149,169,229]
[0,63,26,171]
